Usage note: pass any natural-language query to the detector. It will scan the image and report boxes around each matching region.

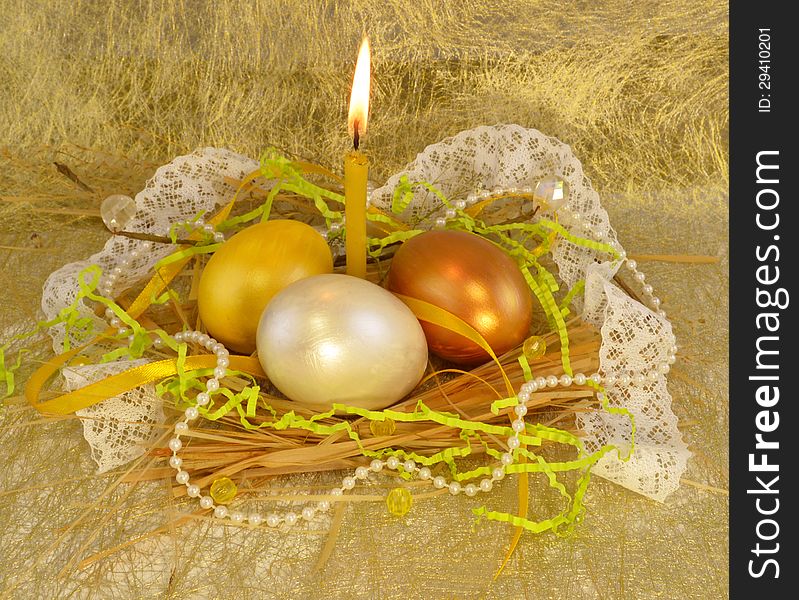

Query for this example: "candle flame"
[347,36,371,146]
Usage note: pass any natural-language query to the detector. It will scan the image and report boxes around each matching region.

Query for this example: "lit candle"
[344,36,371,278]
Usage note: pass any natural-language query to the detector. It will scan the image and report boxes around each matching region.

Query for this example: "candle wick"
[353,119,360,151]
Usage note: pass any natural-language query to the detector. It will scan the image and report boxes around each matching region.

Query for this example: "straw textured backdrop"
[1,1,727,598]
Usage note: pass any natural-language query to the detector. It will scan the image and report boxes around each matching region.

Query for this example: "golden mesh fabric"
[0,0,728,597]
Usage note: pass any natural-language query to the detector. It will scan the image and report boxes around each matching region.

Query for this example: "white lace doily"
[41,127,689,500]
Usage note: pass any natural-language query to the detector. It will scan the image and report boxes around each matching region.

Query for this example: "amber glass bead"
[210,477,237,504]
[386,487,413,517]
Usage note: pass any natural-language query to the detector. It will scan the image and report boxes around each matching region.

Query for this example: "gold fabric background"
[0,1,728,598]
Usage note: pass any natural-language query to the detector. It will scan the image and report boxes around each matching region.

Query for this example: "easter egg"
[256,274,428,410]
[386,230,533,365]
[198,220,333,353]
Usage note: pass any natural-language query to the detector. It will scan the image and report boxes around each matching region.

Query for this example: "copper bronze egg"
[387,230,533,365]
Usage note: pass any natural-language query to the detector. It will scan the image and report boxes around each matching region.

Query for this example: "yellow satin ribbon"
[394,294,514,397]
[26,354,264,415]
[395,293,528,574]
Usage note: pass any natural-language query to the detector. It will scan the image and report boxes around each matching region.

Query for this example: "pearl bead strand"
[156,329,529,528]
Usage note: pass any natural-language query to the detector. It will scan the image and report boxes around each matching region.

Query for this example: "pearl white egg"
[256,274,428,410]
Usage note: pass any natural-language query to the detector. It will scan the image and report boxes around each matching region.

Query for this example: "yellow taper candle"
[345,36,371,278]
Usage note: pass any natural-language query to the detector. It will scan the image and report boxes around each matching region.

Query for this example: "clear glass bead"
[100,194,137,233]
[534,176,569,211]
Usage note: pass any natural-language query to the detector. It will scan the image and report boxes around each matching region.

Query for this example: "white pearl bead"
[386,457,400,470]
[109,317,121,328]
[206,379,220,392]
[196,392,210,406]
[175,421,188,434]
[448,481,461,495]
[573,373,587,385]
[230,512,245,524]
[342,476,356,490]
[330,488,343,497]
[213,232,225,243]
[202,224,215,234]
[199,496,214,509]
[185,407,199,420]
[658,364,671,375]
[266,514,280,527]
[480,479,493,492]
[169,455,182,469]
[517,390,531,403]
[667,354,676,364]
[634,374,646,386]
[604,374,616,387]
[669,344,678,354]
[635,272,646,282]
[434,217,447,229]
[433,476,447,489]
[501,452,514,465]
[176,470,190,485]
[511,419,525,433]
[651,297,661,308]
[514,404,528,417]
[466,194,477,204]
[152,337,164,349]
[187,484,200,498]
[248,513,263,526]
[284,512,298,526]
[444,208,456,219]
[492,467,505,480]
[507,436,521,450]
[454,200,466,210]
[535,376,547,389]
[546,375,558,388]
[168,438,182,452]
[647,370,659,382]
[301,507,315,521]
[370,459,384,472]
[117,328,128,336]
[559,374,572,387]
[657,309,667,317]
[104,308,115,319]
[318,501,331,511]
[643,284,653,295]
[403,460,416,472]
[620,375,632,386]
[213,367,226,379]
[355,466,369,479]
[521,381,536,394]
[465,484,478,497]
[589,373,602,384]
[214,506,228,519]
[217,356,230,368]
[419,467,432,480]
[627,260,637,270]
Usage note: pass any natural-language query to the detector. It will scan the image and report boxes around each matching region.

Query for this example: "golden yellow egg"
[198,220,333,353]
